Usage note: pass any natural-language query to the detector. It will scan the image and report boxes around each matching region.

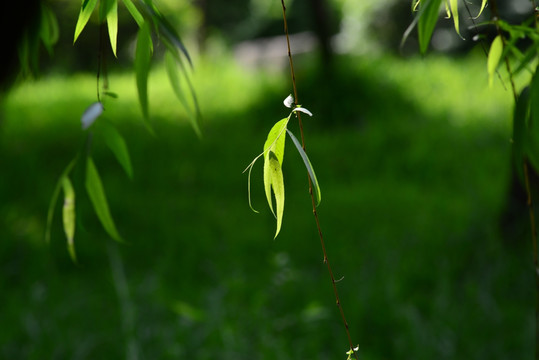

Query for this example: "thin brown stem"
[280,1,358,359]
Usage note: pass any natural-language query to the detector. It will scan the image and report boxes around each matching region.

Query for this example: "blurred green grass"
[0,52,534,359]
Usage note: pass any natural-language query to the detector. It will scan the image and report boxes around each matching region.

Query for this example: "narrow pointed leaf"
[45,157,79,244]
[135,21,152,121]
[263,152,275,216]
[61,177,77,262]
[122,0,144,27]
[475,0,488,19]
[165,51,202,137]
[81,101,103,130]
[287,129,321,206]
[417,0,443,54]
[487,35,503,87]
[268,151,285,238]
[448,0,461,37]
[85,157,123,242]
[263,118,288,165]
[106,0,118,57]
[74,0,99,44]
[99,122,133,179]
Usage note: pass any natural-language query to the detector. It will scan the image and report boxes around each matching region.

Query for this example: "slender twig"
[490,1,539,358]
[280,1,359,359]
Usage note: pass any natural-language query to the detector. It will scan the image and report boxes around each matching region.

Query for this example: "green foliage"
[487,35,503,88]
[245,97,317,238]
[61,176,77,262]
[85,157,123,242]
[73,0,98,44]
[135,20,153,124]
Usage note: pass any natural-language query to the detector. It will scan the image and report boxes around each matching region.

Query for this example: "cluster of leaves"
[403,0,487,53]
[18,2,59,77]
[244,95,321,238]
[74,0,201,134]
[47,0,201,260]
[404,0,539,179]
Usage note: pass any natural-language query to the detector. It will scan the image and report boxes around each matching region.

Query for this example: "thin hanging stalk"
[280,1,359,358]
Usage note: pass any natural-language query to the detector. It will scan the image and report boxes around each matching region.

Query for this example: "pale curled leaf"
[292,107,313,117]
[61,177,77,262]
[284,94,294,108]
[287,129,321,206]
[85,157,123,242]
[81,102,103,130]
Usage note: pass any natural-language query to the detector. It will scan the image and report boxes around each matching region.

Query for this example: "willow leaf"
[417,0,443,54]
[105,0,118,57]
[74,0,98,44]
[263,118,288,165]
[286,129,321,206]
[475,0,488,19]
[122,0,144,27]
[266,151,285,239]
[85,157,123,242]
[487,35,503,87]
[99,122,133,179]
[61,177,77,262]
[448,0,461,37]
[45,157,79,244]
[164,51,201,137]
[135,21,153,122]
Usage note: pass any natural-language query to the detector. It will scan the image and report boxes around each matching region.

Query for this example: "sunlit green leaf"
[448,0,461,37]
[262,118,288,220]
[122,0,144,27]
[74,0,99,44]
[417,0,443,54]
[265,151,285,239]
[475,0,488,19]
[263,118,289,165]
[164,51,202,137]
[105,0,118,57]
[135,21,153,124]
[85,157,123,242]
[45,157,79,244]
[61,177,77,262]
[98,122,133,179]
[287,129,321,206]
[487,35,503,87]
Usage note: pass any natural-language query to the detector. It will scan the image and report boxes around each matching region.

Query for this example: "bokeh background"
[1,0,536,359]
